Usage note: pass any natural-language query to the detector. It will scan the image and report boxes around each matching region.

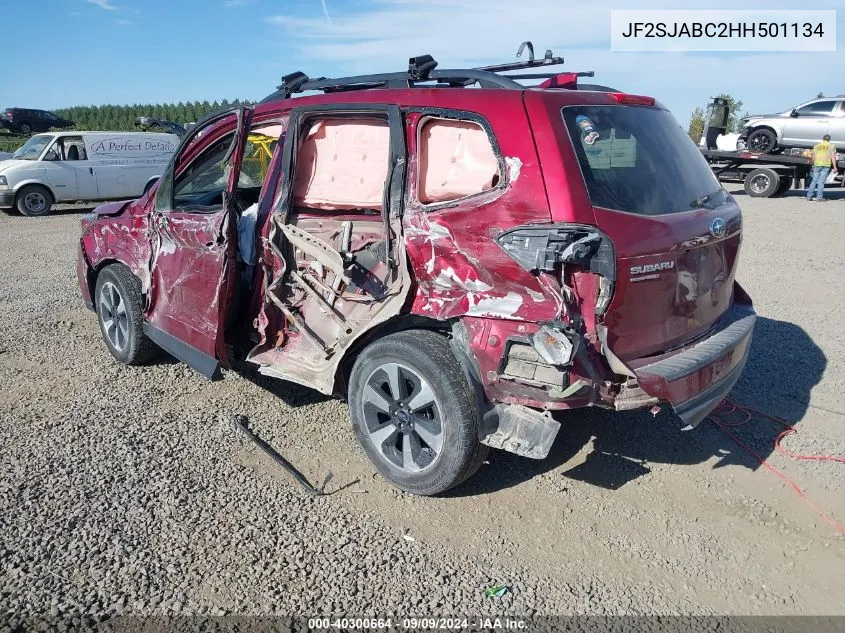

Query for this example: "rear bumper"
[633,302,756,429]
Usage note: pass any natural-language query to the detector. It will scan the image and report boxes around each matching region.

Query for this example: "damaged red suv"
[77,48,755,495]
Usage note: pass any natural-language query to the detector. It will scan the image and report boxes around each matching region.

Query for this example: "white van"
[0,131,179,216]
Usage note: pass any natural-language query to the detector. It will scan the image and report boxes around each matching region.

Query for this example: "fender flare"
[13,179,58,202]
[747,124,781,142]
[86,248,151,297]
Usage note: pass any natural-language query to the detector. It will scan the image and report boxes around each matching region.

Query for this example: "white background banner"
[611,10,837,52]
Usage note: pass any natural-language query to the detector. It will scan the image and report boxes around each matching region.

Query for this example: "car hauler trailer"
[698,97,842,198]
[700,149,815,198]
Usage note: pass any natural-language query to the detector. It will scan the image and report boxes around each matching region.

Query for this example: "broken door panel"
[247,106,411,394]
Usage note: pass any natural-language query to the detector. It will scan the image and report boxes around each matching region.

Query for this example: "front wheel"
[16,185,53,216]
[94,264,160,365]
[745,128,777,154]
[348,330,488,496]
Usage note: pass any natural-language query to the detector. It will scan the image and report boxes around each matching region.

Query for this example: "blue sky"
[0,0,841,125]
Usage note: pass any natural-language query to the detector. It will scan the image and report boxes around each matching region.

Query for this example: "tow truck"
[698,97,843,198]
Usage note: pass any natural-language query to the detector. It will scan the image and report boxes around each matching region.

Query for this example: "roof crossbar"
[260,69,525,103]
[500,71,594,80]
[259,41,582,103]
[475,43,564,73]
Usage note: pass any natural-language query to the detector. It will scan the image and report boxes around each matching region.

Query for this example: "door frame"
[249,103,412,393]
[270,102,406,295]
[272,103,406,221]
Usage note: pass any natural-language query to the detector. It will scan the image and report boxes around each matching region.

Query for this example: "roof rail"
[259,42,607,103]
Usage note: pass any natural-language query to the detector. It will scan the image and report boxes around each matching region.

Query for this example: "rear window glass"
[562,105,725,215]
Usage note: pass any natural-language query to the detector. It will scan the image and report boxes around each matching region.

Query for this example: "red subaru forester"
[77,48,755,495]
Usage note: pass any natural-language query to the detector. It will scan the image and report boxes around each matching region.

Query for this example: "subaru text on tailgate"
[77,45,755,495]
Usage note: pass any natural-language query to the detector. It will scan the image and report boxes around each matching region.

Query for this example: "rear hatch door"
[560,102,743,361]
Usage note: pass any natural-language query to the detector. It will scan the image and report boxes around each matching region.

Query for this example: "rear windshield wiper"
[690,188,726,209]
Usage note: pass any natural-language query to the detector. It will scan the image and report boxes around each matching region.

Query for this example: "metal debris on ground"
[234,415,358,496]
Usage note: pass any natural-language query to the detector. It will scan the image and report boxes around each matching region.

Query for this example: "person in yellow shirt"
[806,134,838,202]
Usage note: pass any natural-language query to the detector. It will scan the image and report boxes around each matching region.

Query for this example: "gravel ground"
[1,191,845,629]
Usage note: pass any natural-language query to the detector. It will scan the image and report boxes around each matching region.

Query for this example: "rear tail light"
[496,223,617,317]
[609,93,655,106]
[5,111,13,121]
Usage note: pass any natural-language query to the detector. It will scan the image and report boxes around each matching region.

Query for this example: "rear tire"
[744,168,780,198]
[745,128,777,154]
[94,264,159,365]
[19,122,32,135]
[775,177,792,197]
[348,330,488,496]
[16,185,53,216]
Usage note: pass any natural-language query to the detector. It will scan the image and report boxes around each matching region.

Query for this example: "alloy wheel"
[361,362,444,473]
[98,281,129,352]
[747,132,773,153]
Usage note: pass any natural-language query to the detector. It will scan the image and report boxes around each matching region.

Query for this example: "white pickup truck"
[0,131,179,216]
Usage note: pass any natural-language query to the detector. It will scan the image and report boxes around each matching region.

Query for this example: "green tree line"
[0,99,253,151]
[53,99,253,131]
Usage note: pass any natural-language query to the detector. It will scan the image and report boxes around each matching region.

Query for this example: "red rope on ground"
[707,399,845,536]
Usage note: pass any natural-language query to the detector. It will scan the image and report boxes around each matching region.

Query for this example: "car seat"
[66,145,80,161]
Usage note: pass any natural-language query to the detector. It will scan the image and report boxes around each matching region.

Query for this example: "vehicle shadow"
[0,205,97,222]
[448,315,826,497]
[51,204,98,216]
[0,205,95,218]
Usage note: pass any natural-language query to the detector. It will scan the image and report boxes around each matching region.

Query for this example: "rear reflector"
[610,93,655,106]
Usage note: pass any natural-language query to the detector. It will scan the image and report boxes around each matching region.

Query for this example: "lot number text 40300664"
[307,617,528,630]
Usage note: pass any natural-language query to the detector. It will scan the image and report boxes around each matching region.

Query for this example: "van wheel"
[16,185,53,216]
[348,330,488,496]
[744,168,780,197]
[94,264,159,365]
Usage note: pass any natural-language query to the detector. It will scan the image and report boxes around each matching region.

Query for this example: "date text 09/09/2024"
[308,617,528,630]
[621,22,826,38]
